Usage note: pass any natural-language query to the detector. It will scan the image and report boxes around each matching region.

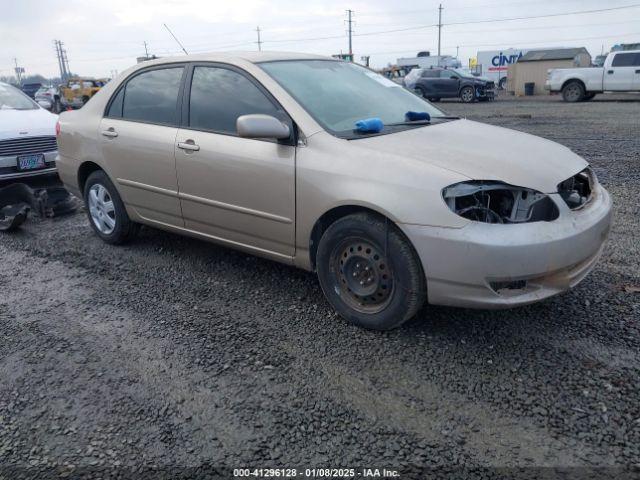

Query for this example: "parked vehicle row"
[56,52,611,330]
[546,50,640,102]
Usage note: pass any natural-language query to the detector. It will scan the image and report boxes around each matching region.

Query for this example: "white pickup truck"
[546,50,640,102]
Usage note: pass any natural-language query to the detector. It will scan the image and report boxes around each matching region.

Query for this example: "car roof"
[140,51,334,66]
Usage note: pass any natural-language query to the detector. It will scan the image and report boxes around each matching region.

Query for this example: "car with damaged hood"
[55,52,612,330]
[0,82,59,181]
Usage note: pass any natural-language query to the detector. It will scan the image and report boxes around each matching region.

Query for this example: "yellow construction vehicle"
[59,77,106,109]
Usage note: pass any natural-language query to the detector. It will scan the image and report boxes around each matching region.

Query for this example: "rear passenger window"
[189,66,281,134]
[106,87,124,117]
[121,67,183,125]
[611,53,639,67]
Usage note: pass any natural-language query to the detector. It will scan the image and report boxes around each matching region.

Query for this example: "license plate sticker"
[17,154,46,171]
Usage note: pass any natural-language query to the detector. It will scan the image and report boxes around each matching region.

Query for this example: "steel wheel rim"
[566,85,580,101]
[88,183,116,235]
[331,238,394,314]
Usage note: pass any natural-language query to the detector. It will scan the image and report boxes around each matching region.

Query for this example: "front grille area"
[0,136,58,157]
[486,81,495,90]
[558,168,593,210]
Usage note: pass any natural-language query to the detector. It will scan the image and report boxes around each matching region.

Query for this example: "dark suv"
[412,68,495,103]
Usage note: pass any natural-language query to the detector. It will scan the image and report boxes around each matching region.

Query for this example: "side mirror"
[236,114,290,140]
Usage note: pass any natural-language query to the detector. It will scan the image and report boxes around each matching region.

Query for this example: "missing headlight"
[558,168,593,210]
[442,181,559,224]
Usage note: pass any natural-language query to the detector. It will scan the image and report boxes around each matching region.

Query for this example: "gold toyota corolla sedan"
[56,52,612,330]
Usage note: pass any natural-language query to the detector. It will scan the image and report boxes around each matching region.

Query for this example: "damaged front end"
[442,181,559,224]
[0,183,78,232]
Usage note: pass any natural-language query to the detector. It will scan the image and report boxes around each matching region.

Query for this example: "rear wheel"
[562,81,585,102]
[84,170,139,245]
[316,213,426,330]
[414,86,426,98]
[460,86,475,103]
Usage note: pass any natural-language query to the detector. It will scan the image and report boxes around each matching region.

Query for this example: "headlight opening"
[442,181,559,224]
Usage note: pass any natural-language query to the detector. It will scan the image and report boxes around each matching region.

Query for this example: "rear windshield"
[0,83,38,110]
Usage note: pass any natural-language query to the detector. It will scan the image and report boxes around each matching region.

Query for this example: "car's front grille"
[486,81,495,90]
[0,136,58,157]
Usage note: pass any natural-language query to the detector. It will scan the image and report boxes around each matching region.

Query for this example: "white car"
[546,50,640,102]
[0,82,59,181]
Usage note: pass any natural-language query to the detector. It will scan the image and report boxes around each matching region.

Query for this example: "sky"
[2,0,640,80]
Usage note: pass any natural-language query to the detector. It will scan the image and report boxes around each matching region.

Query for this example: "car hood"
[0,108,58,140]
[352,119,587,193]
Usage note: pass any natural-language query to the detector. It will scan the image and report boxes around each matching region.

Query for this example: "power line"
[445,3,640,26]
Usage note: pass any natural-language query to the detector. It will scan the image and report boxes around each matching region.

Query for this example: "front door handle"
[177,141,200,152]
[636,69,640,74]
[607,70,614,74]
[101,129,118,138]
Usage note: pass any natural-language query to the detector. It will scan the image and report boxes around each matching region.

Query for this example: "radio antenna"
[163,23,189,55]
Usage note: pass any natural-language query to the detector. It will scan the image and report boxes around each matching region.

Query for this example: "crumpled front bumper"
[400,185,612,309]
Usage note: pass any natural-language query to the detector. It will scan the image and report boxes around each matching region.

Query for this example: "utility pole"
[255,26,262,52]
[14,58,23,85]
[346,9,354,61]
[437,4,443,66]
[54,40,70,81]
[144,41,149,59]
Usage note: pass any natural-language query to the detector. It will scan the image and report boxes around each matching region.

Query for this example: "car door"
[175,64,296,257]
[632,53,640,90]
[438,71,461,97]
[604,52,637,91]
[99,66,185,227]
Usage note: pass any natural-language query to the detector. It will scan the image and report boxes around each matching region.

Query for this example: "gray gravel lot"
[1,93,639,479]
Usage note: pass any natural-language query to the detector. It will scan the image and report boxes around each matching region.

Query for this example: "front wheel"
[562,81,585,102]
[316,213,426,330]
[84,170,139,245]
[460,86,475,103]
[414,86,426,98]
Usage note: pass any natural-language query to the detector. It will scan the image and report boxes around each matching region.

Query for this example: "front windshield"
[0,83,38,110]
[260,60,445,136]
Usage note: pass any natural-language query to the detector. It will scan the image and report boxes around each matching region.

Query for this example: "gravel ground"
[1,94,639,479]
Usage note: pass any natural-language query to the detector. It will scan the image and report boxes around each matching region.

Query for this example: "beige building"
[507,48,592,96]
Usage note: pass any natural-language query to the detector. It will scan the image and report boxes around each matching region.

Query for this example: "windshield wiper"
[386,120,431,126]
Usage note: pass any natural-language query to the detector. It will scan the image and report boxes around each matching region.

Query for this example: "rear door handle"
[101,129,118,138]
[177,141,200,152]
[636,69,640,74]
[607,70,614,74]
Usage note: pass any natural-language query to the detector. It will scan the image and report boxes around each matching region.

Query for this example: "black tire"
[562,81,585,103]
[414,86,426,98]
[428,97,441,102]
[83,170,139,245]
[316,213,426,330]
[498,77,507,90]
[460,86,475,103]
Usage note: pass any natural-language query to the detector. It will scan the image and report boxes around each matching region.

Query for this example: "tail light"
[55,121,61,137]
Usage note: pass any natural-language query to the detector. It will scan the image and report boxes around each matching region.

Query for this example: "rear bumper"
[400,186,612,309]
